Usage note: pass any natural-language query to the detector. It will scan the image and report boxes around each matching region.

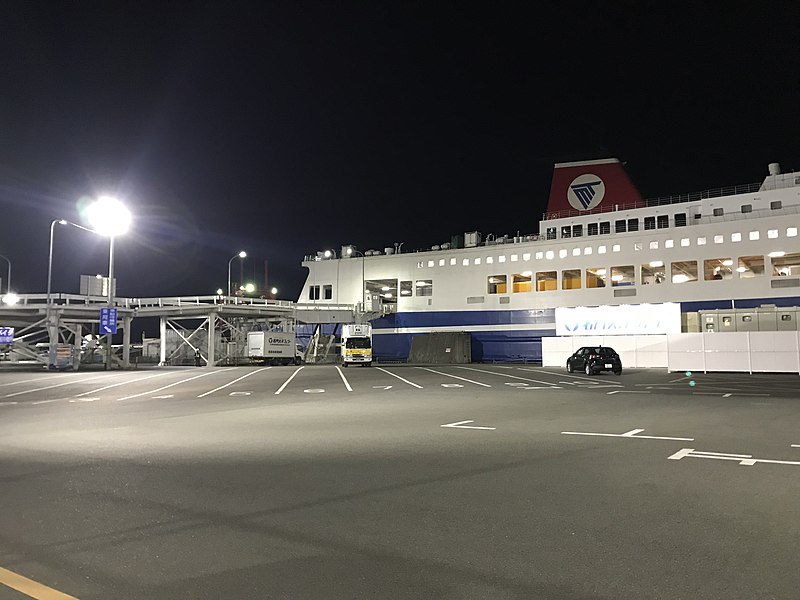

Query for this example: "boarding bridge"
[0,294,359,369]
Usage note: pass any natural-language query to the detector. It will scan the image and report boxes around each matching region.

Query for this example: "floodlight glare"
[238,251,247,258]
[86,196,131,236]
[270,287,278,295]
[2,293,19,306]
[216,288,224,295]
[244,283,256,293]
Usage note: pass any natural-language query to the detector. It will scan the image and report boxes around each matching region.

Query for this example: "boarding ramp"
[407,332,471,364]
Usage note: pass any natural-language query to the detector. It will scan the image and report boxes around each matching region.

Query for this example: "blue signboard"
[100,308,118,334]
[0,327,13,344]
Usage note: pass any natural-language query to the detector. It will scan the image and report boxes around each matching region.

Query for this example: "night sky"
[2,1,799,301]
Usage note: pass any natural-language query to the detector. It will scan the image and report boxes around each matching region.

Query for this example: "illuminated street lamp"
[270,287,278,296]
[85,196,132,370]
[216,288,224,296]
[2,292,19,306]
[227,251,246,299]
[242,282,256,294]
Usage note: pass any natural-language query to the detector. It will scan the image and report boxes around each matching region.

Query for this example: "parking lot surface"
[0,364,798,599]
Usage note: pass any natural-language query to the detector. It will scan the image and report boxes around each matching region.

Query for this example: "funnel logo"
[568,174,605,211]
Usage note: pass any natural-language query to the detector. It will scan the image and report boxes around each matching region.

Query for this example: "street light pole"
[0,254,10,294]
[227,251,247,300]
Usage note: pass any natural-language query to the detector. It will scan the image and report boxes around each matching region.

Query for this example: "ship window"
[671,260,698,283]
[512,272,532,293]
[742,315,752,322]
[511,254,519,262]
[474,258,481,265]
[650,241,659,250]
[600,221,611,235]
[611,265,635,287]
[323,285,333,300]
[416,280,433,296]
[771,200,782,210]
[738,255,765,278]
[588,223,599,236]
[665,239,674,248]
[714,235,724,244]
[545,251,554,260]
[439,259,445,267]
[697,237,707,246]
[428,260,435,268]
[771,252,800,277]
[681,238,690,247]
[612,244,621,252]
[768,229,779,239]
[731,232,742,242]
[634,243,642,251]
[586,267,607,288]
[787,227,798,237]
[657,215,669,229]
[641,261,665,285]
[309,285,320,300]
[572,225,583,238]
[417,261,424,268]
[713,208,724,217]
[462,258,470,266]
[499,255,507,263]
[627,218,639,232]
[704,258,734,281]
[559,249,567,258]
[535,271,558,291]
[561,226,571,239]
[572,248,581,256]
[486,256,494,264]
[644,216,656,230]
[741,204,752,213]
[400,281,413,296]
[674,213,687,227]
[546,227,557,240]
[487,275,507,294]
[562,269,581,290]
[450,258,457,266]
[615,220,626,233]
[749,231,760,241]
[523,253,531,261]
[598,245,607,254]
[584,247,592,255]
[782,314,792,321]
[535,252,544,259]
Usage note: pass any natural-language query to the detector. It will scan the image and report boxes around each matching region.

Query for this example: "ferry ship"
[297,159,800,362]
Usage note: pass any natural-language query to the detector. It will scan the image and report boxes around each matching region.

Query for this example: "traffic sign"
[100,308,117,334]
[0,327,14,344]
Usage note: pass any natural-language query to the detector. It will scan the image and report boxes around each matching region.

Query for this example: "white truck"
[341,324,372,367]
[247,332,304,366]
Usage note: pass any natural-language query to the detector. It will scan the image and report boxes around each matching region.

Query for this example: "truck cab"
[341,324,372,367]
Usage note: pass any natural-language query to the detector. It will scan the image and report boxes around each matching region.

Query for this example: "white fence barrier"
[542,332,800,374]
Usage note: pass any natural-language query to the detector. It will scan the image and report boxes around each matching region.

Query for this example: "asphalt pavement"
[0,364,798,599]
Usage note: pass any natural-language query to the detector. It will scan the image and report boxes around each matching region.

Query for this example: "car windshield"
[597,347,616,356]
[346,337,371,349]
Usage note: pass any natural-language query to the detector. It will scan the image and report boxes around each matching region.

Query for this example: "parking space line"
[4,374,113,398]
[519,368,607,385]
[415,367,491,387]
[74,371,172,397]
[561,427,694,441]
[375,367,423,389]
[335,366,353,392]
[0,374,73,388]
[0,564,78,599]
[456,366,560,387]
[197,368,270,398]
[116,370,218,401]
[274,366,304,395]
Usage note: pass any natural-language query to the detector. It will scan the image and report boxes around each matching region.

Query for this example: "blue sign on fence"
[100,308,117,334]
[0,327,13,344]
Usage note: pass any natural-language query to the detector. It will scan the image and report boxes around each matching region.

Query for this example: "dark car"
[566,346,622,375]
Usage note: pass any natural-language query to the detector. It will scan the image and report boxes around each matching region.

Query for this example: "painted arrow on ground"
[441,420,496,431]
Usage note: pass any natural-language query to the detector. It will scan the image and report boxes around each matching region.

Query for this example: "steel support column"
[207,314,216,367]
[159,317,167,366]
[122,316,132,368]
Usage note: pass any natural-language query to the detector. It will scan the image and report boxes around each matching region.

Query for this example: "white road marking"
[523,368,601,384]
[457,366,561,387]
[441,420,496,430]
[723,393,732,397]
[31,399,60,405]
[152,394,174,399]
[197,368,269,398]
[0,373,73,388]
[69,398,97,403]
[791,445,800,448]
[606,390,650,395]
[115,370,219,401]
[0,402,19,406]
[229,391,251,396]
[73,371,172,397]
[668,448,800,467]
[303,388,325,394]
[4,374,112,398]
[372,385,393,390]
[335,366,353,392]
[416,367,491,387]
[375,367,423,389]
[274,366,304,395]
[561,428,694,441]
[441,383,464,388]
[693,391,770,397]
